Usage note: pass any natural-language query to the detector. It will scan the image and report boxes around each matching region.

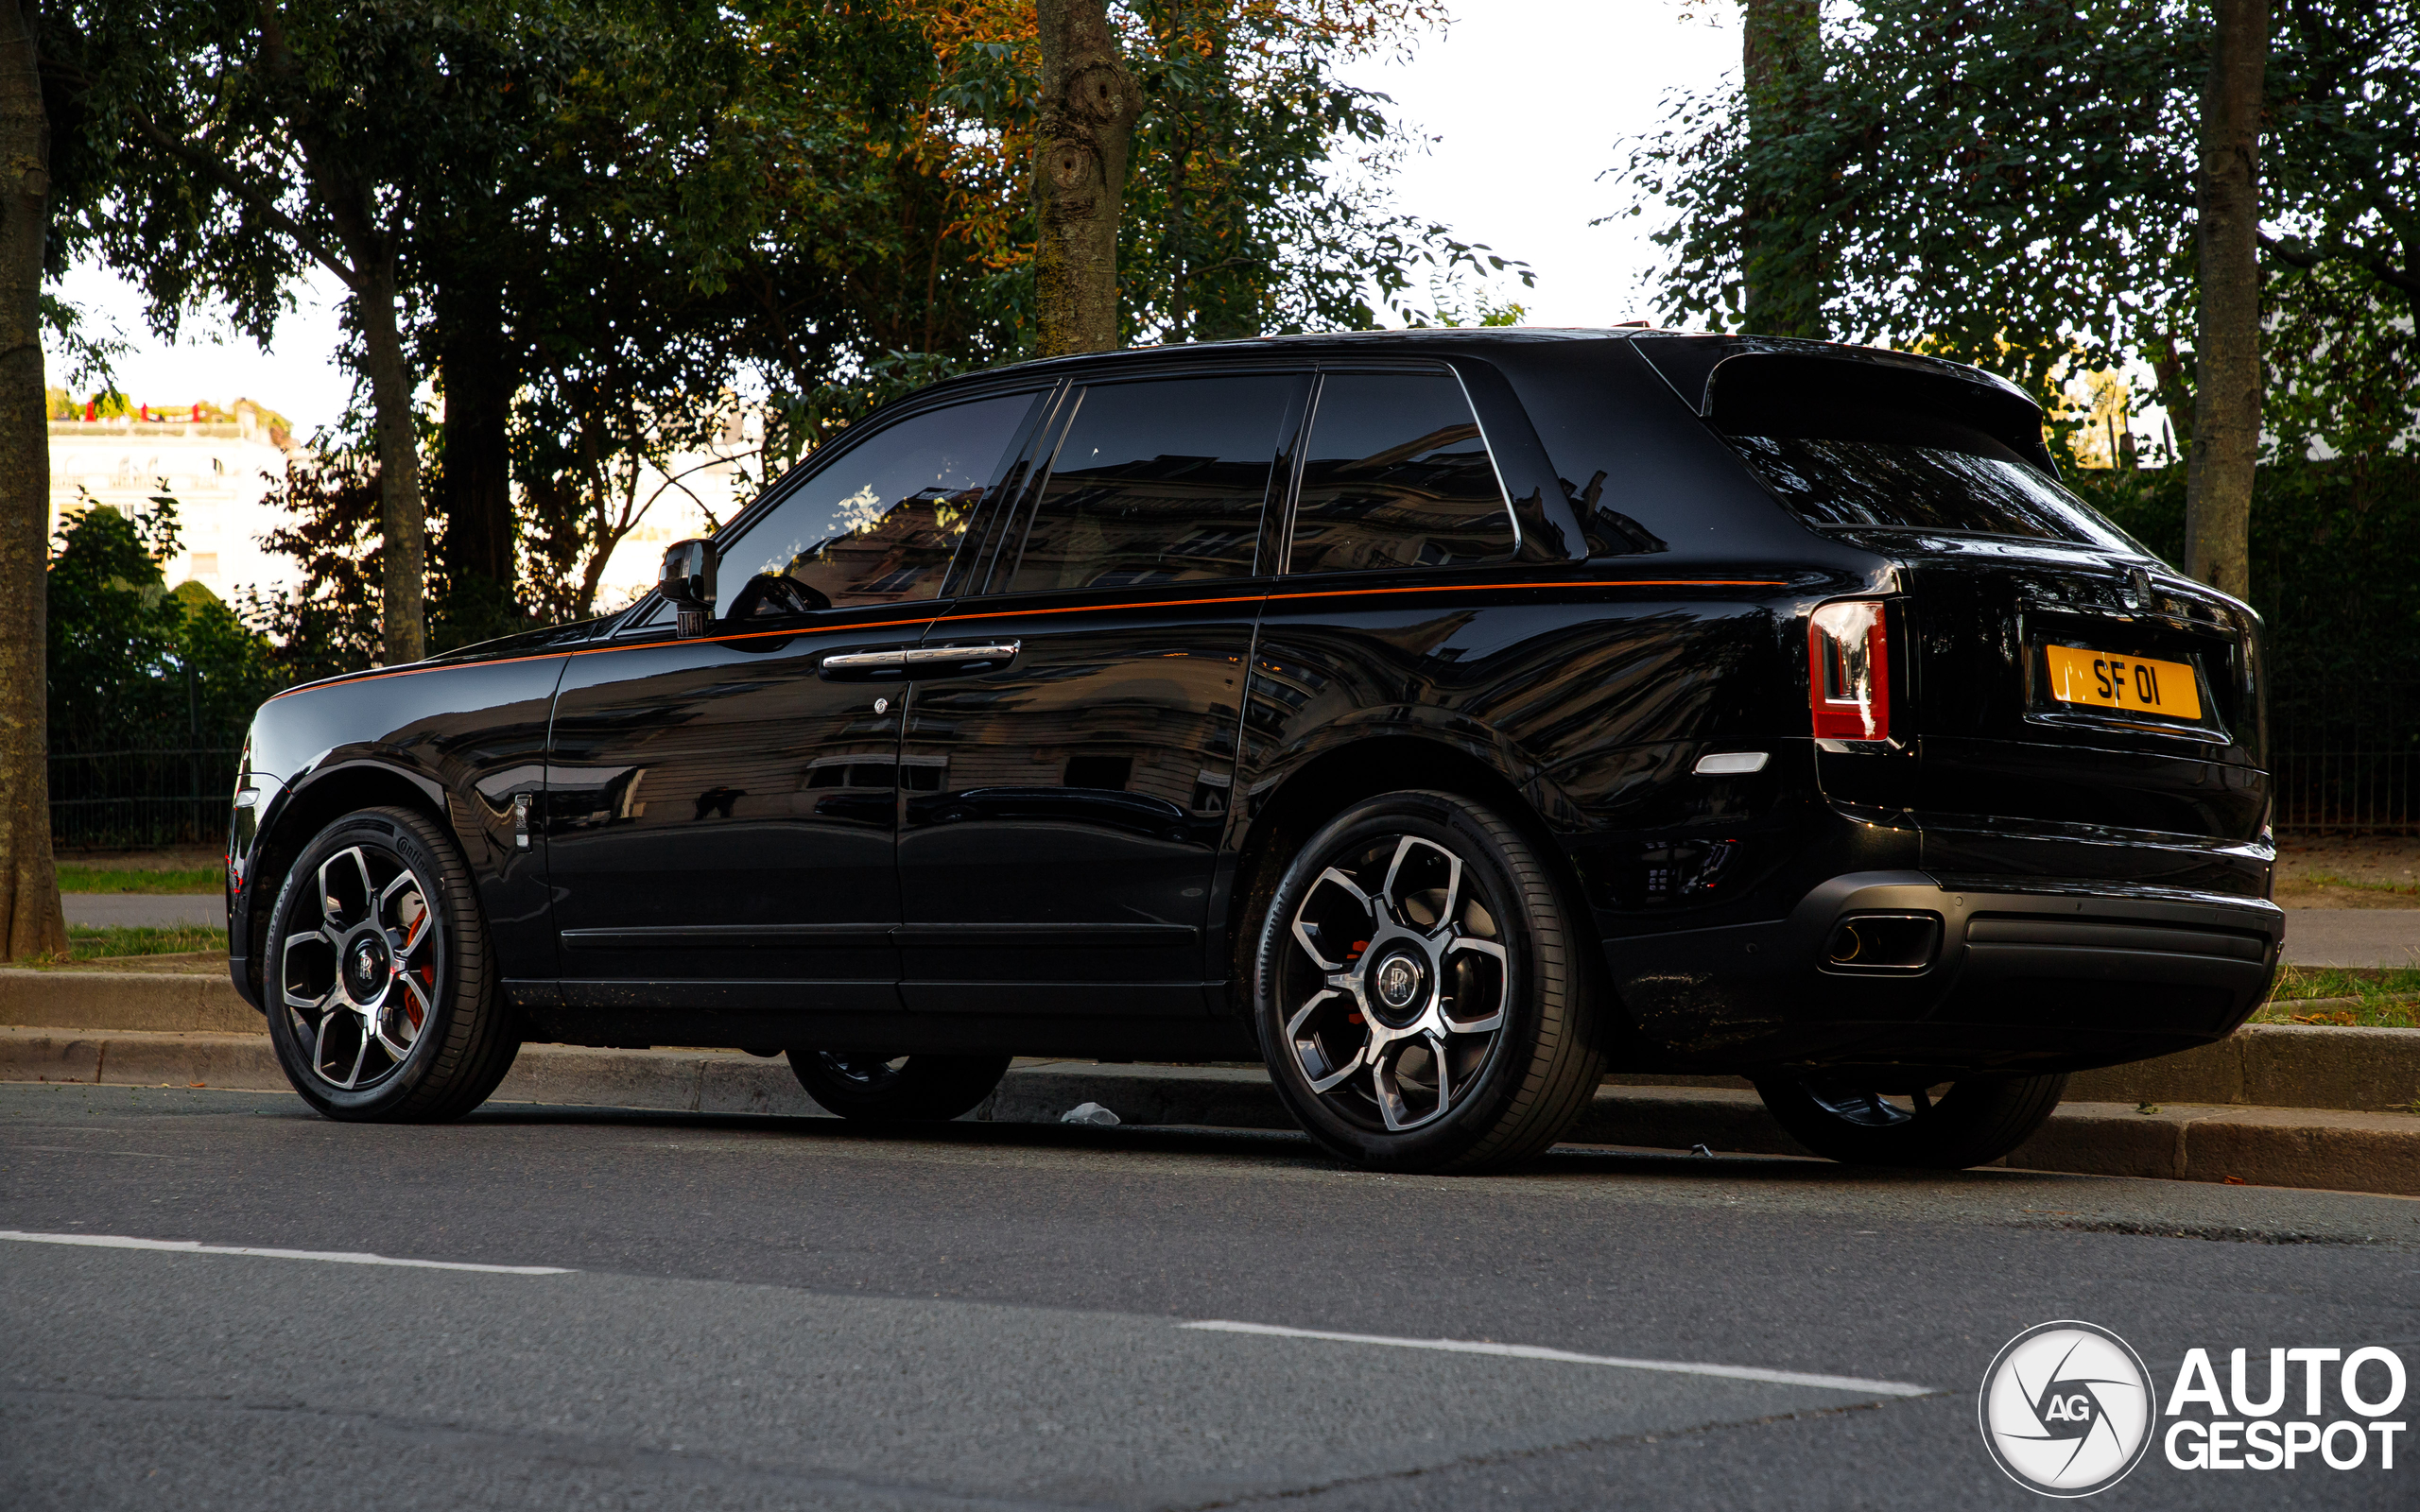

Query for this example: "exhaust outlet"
[1821,913,1941,973]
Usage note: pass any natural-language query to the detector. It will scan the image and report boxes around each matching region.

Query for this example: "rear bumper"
[1609,870,2282,1077]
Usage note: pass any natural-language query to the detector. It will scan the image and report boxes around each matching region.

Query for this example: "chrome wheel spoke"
[318,848,373,932]
[1372,1035,1445,1131]
[1291,867,1374,971]
[1305,1042,1368,1095]
[280,928,338,1013]
[1288,988,1372,1092]
[1382,836,1462,935]
[372,1002,417,1061]
[396,970,433,1035]
[1285,987,1340,1043]
[1439,935,1507,1033]
[380,870,431,954]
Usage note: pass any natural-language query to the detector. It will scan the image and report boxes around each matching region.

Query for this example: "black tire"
[1753,1074,2068,1169]
[263,805,521,1122]
[1253,790,1603,1175]
[787,1051,1011,1122]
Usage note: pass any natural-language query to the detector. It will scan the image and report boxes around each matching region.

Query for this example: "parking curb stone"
[9,969,2414,1112]
[7,1028,2414,1196]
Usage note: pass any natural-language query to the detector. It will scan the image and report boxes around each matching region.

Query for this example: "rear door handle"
[903,642,1021,676]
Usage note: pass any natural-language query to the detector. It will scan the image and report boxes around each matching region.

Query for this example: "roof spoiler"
[1632,335,2057,477]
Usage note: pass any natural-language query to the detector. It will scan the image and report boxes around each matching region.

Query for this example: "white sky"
[43,1,1739,441]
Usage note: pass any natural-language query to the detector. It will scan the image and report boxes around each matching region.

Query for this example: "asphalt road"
[3,1084,2414,1511]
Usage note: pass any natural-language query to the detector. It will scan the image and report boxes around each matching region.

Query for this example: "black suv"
[225,329,2281,1174]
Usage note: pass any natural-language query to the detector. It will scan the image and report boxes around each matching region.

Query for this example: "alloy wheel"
[1799,1080,1953,1129]
[279,845,440,1091]
[1277,833,1510,1132]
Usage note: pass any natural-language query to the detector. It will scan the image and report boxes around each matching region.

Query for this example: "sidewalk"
[2281,908,2420,968]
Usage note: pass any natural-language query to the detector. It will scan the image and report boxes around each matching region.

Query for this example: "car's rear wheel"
[264,806,521,1122]
[787,1051,1011,1122]
[1254,790,1603,1174]
[1752,1074,2067,1169]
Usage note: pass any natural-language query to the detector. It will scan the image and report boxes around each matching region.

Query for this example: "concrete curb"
[9,968,2420,1113]
[0,969,258,1034]
[1596,1024,2420,1116]
[7,1029,2414,1197]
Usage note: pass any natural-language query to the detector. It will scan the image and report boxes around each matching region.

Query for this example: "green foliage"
[46,495,286,752]
[45,499,191,751]
[1111,2,1527,341]
[1621,0,2200,401]
[1619,0,2419,454]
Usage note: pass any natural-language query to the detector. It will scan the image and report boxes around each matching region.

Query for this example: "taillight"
[1809,601,1890,741]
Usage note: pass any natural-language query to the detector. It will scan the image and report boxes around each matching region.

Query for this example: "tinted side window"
[1003,374,1299,594]
[1288,373,1514,575]
[716,391,1037,615]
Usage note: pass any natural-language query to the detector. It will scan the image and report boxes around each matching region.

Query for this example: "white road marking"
[0,1230,572,1275]
[1182,1319,1934,1397]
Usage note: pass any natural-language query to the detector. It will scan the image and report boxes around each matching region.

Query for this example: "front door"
[543,387,1046,1017]
[895,370,1307,1017]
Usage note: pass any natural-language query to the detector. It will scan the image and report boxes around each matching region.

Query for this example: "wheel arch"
[237,759,453,1003]
[1219,733,1594,1005]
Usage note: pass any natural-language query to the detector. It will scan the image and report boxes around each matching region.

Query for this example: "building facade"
[47,404,304,601]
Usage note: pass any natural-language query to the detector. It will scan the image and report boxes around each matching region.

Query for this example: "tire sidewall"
[264,809,471,1118]
[1253,792,1552,1170]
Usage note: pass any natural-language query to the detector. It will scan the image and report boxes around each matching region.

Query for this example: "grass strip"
[49,924,230,962]
[56,867,223,895]
[2253,965,2420,1028]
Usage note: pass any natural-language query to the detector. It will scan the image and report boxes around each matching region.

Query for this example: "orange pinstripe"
[266,577,1787,699]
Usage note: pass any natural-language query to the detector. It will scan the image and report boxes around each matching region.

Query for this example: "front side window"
[1002,373,1301,595]
[1288,372,1515,575]
[715,391,1038,616]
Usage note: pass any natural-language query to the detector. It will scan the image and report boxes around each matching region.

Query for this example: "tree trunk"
[1741,0,1822,338]
[0,0,65,960]
[1033,0,1142,357]
[2184,0,2268,600]
[434,278,516,600]
[359,266,426,664]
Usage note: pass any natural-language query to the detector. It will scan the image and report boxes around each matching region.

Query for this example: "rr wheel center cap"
[1369,949,1428,1026]
[343,930,390,1002]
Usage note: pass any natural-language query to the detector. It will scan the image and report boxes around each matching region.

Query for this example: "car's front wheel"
[264,805,522,1121]
[1254,790,1603,1174]
[786,1051,1011,1122]
[1752,1074,2067,1169]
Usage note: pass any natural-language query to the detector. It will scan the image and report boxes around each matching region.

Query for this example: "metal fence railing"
[38,706,2420,849]
[2270,680,2419,833]
[49,747,241,852]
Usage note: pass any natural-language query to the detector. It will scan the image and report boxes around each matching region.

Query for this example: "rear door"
[893,369,1308,1017]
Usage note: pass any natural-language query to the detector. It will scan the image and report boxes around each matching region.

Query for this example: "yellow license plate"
[2043,645,2203,721]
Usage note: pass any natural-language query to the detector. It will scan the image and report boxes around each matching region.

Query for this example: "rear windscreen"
[1720,431,2138,551]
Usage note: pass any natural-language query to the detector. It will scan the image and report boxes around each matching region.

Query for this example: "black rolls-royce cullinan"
[224,328,2282,1174]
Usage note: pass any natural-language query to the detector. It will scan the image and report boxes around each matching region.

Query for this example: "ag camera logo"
[1979,1321,2155,1496]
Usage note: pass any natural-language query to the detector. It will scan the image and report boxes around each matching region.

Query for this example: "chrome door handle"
[903,642,1021,674]
[820,648,910,679]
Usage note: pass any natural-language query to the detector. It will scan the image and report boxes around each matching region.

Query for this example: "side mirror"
[659,539,717,638]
